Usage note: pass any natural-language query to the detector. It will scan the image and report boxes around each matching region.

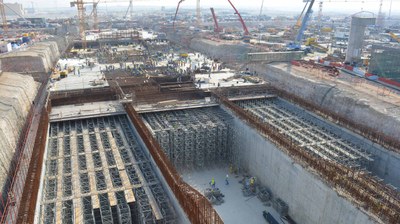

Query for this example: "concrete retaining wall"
[247,63,400,188]
[225,106,377,224]
[189,38,251,61]
[0,72,39,193]
[257,63,400,141]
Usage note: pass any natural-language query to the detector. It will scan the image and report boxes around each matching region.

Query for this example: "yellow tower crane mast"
[70,0,87,49]
[0,0,8,34]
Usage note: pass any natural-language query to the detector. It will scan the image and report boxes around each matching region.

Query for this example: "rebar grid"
[236,98,373,169]
[214,92,400,223]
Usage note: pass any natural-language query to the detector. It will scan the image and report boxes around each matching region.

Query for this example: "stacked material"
[0,72,39,193]
[142,107,233,171]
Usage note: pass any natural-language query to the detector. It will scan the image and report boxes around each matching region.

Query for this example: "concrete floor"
[50,59,108,91]
[182,167,268,224]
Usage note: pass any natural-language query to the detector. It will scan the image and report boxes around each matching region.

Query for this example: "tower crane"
[71,0,87,49]
[72,0,141,48]
[0,0,8,34]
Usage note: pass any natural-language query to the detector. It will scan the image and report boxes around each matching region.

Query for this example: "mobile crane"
[287,0,315,51]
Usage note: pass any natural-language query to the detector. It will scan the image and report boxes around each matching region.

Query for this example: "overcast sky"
[10,0,400,15]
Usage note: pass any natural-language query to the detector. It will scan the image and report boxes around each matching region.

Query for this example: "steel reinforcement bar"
[273,87,400,154]
[124,103,223,224]
[16,104,50,224]
[212,91,400,224]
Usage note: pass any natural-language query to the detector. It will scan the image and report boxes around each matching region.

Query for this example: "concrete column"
[345,12,375,64]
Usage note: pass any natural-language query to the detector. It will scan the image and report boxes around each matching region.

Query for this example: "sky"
[9,0,400,15]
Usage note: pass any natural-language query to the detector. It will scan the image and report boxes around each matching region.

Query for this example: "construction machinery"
[173,0,185,30]
[259,0,265,17]
[226,0,250,42]
[386,30,400,43]
[305,37,329,53]
[124,0,134,19]
[173,0,249,41]
[71,0,87,48]
[210,8,222,33]
[287,0,315,51]
[0,0,8,34]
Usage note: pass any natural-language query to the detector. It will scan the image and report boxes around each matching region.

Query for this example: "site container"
[353,67,365,77]
[367,75,379,80]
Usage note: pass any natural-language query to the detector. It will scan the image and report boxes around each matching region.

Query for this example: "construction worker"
[250,177,256,192]
[210,178,215,189]
[250,177,255,187]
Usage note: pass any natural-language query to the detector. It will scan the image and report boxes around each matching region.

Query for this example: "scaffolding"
[141,106,233,171]
[39,115,176,223]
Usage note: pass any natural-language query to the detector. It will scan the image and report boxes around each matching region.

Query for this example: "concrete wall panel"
[226,107,376,224]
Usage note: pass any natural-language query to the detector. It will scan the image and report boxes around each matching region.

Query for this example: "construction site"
[0,0,399,224]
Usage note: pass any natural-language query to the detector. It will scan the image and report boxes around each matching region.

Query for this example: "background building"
[369,44,400,81]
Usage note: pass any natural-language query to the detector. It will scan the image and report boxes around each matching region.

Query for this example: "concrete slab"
[182,167,270,224]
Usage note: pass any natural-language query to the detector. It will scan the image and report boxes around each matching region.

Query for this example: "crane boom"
[259,0,265,17]
[296,0,315,43]
[388,31,400,43]
[210,8,220,33]
[227,0,249,35]
[296,1,309,28]
[173,0,185,30]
